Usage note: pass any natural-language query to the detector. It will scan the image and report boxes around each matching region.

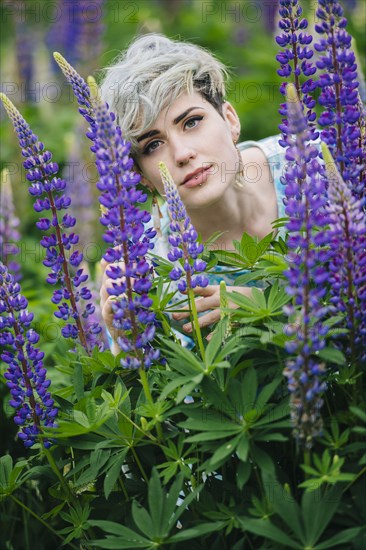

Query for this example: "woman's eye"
[184,115,203,129]
[143,140,161,155]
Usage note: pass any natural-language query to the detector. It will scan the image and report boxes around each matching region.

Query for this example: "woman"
[99,34,286,353]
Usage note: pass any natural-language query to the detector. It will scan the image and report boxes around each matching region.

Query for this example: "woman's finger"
[182,309,221,332]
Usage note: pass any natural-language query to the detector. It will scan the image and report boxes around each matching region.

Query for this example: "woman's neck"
[187,184,264,246]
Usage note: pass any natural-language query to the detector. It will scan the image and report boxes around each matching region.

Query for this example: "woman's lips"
[181,165,213,188]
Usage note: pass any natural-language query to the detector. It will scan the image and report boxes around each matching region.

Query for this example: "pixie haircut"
[99,34,228,155]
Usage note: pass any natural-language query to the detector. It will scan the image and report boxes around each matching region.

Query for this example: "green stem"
[119,476,130,501]
[303,449,311,480]
[43,447,75,504]
[343,465,366,493]
[131,446,149,483]
[139,368,164,441]
[10,495,79,550]
[116,409,158,443]
[188,288,206,361]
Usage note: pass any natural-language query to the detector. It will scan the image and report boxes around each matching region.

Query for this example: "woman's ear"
[222,101,241,141]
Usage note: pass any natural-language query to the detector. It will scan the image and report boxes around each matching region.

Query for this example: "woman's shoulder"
[237,134,285,161]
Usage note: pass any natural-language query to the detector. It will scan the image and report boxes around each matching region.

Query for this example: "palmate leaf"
[238,517,299,547]
[241,479,355,549]
[228,281,290,323]
[91,471,204,547]
[103,448,129,500]
[161,337,205,374]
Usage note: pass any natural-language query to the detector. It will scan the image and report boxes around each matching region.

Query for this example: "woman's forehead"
[138,91,209,134]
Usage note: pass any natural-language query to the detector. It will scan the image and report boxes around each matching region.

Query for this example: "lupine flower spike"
[86,77,159,370]
[0,262,58,448]
[158,162,208,359]
[0,93,102,353]
[0,168,21,280]
[53,52,94,123]
[315,0,364,201]
[282,84,329,449]
[276,0,319,146]
[322,142,366,366]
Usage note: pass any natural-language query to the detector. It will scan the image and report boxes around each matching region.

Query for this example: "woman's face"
[135,91,241,210]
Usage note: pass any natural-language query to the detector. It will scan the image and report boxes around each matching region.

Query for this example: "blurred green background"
[0,0,365,357]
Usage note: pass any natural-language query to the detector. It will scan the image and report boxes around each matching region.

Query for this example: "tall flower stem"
[158,162,209,361]
[138,367,164,441]
[43,447,76,504]
[10,496,79,550]
[187,288,206,361]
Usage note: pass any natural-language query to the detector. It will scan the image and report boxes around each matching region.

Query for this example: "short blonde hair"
[99,34,228,155]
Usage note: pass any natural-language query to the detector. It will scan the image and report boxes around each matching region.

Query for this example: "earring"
[233,138,244,189]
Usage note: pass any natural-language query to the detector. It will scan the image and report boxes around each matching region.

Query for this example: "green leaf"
[186,430,241,442]
[103,449,128,500]
[236,436,250,462]
[205,319,227,366]
[241,367,258,412]
[170,483,203,526]
[208,435,242,467]
[89,520,150,547]
[236,461,251,490]
[176,375,204,404]
[250,445,275,475]
[162,338,204,374]
[238,517,298,547]
[302,485,342,545]
[148,469,164,536]
[131,502,154,539]
[316,347,346,366]
[73,362,84,401]
[168,521,225,543]
[315,527,363,549]
[255,376,282,414]
[268,490,304,543]
[350,406,366,423]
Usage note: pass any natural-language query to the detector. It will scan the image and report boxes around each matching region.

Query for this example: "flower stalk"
[0,93,102,353]
[158,162,208,360]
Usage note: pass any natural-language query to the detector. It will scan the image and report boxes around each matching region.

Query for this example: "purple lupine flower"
[314,0,364,201]
[54,54,160,369]
[263,0,279,33]
[276,0,319,146]
[322,142,366,365]
[84,79,159,370]
[0,169,21,281]
[158,163,208,359]
[14,16,34,103]
[80,260,109,351]
[158,163,209,294]
[0,262,58,448]
[0,93,102,353]
[281,84,330,448]
[53,52,93,123]
[77,0,105,69]
[47,0,105,71]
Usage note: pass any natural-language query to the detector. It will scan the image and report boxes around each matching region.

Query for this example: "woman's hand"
[99,256,126,355]
[171,284,254,334]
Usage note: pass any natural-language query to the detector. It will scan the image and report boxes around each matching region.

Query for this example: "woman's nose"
[171,138,196,167]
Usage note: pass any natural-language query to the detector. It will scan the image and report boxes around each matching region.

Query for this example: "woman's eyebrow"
[137,130,160,143]
[137,107,203,143]
[173,106,201,124]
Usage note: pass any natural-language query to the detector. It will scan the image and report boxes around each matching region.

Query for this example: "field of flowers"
[1,1,365,548]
